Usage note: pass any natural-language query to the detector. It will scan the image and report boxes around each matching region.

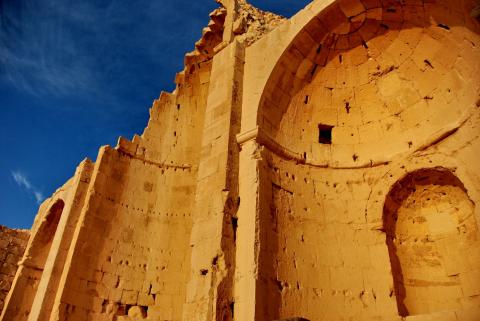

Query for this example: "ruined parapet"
[231,0,285,46]
[0,226,29,312]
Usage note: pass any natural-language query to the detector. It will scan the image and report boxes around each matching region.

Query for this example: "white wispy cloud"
[0,0,113,101]
[11,171,45,204]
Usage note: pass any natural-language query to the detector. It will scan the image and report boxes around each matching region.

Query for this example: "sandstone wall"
[0,226,29,312]
[50,68,212,321]
[255,111,480,320]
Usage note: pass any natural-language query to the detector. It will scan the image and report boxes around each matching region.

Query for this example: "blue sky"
[0,0,310,229]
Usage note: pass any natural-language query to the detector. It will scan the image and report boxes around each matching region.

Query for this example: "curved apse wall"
[257,0,480,168]
[384,168,480,316]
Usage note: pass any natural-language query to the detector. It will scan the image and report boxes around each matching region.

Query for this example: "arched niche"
[255,0,480,168]
[30,199,64,267]
[383,168,480,316]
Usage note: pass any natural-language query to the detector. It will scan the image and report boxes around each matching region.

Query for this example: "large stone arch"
[249,0,480,168]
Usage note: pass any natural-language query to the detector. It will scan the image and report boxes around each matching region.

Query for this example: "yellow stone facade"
[2,0,480,320]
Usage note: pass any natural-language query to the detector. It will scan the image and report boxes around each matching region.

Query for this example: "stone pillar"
[234,133,261,321]
[183,40,245,321]
[218,0,240,43]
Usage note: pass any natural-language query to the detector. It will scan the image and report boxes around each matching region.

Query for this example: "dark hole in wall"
[318,124,333,144]
[101,300,108,313]
[231,217,238,242]
[437,23,450,30]
[275,279,284,292]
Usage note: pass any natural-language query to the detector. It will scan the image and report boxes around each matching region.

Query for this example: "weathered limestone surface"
[0,226,29,312]
[2,0,480,321]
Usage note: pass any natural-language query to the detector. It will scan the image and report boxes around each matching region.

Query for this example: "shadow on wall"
[383,168,479,316]
[36,200,64,249]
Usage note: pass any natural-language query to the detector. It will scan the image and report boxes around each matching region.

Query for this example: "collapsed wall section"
[0,226,29,312]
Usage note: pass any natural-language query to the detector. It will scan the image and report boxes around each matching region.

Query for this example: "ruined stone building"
[2,0,480,320]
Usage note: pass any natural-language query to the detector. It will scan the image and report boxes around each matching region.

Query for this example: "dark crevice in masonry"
[424,59,434,68]
[231,217,238,242]
[415,126,460,152]
[212,255,219,267]
[345,102,351,114]
[372,65,397,77]
[310,64,318,78]
[229,301,235,318]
